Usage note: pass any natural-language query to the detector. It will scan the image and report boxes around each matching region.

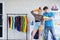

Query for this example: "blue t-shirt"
[43,12,54,27]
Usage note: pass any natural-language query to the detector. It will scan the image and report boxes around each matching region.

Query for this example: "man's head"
[43,6,48,12]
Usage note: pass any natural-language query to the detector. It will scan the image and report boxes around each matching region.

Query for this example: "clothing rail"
[7,13,27,40]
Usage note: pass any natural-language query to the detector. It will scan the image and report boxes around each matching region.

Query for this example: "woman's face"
[38,9,42,14]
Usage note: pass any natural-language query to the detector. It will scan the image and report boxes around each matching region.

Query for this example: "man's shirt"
[43,12,54,27]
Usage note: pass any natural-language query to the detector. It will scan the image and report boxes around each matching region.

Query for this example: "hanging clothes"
[26,16,28,32]
[22,16,25,32]
[17,16,20,32]
[20,16,22,31]
[8,17,10,28]
[12,16,15,30]
[24,16,27,32]
[15,16,18,29]
[8,16,28,33]
[9,16,13,30]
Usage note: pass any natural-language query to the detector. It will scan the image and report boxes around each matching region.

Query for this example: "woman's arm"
[31,10,37,17]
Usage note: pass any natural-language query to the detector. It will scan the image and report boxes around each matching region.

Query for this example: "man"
[31,7,43,40]
[43,6,56,40]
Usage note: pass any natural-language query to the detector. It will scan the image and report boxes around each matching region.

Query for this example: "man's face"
[44,9,48,12]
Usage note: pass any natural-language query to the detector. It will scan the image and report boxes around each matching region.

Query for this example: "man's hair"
[39,7,41,10]
[43,6,48,10]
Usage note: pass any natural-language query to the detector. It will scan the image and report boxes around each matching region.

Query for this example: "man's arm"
[48,12,54,20]
[43,12,54,20]
[44,17,54,21]
[48,17,54,20]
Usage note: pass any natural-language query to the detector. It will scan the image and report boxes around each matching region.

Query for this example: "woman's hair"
[39,7,41,10]
[43,6,48,10]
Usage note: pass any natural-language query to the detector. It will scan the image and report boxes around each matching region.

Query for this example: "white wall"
[2,0,60,40]
[0,0,3,3]
[5,0,60,21]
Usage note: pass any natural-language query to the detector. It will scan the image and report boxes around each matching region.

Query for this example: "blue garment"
[17,16,20,32]
[44,27,56,40]
[34,22,41,30]
[43,12,54,27]
[12,16,15,30]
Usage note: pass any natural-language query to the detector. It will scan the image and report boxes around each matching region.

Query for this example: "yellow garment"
[55,22,58,25]
[24,16,26,32]
[54,22,59,26]
[42,36,44,40]
[10,17,13,30]
[43,16,49,19]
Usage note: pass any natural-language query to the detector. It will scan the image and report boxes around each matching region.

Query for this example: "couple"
[31,6,56,40]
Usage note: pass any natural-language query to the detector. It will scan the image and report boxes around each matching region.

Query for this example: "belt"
[35,20,40,22]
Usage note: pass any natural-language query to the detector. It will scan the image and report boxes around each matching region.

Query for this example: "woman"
[31,7,43,40]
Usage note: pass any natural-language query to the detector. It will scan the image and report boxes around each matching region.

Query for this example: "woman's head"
[38,7,42,14]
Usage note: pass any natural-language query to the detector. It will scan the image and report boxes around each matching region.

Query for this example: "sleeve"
[43,13,47,19]
[40,16,44,25]
[50,12,55,17]
[31,11,36,17]
[43,13,46,16]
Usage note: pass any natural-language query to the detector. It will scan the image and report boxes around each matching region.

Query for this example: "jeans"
[44,27,56,40]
